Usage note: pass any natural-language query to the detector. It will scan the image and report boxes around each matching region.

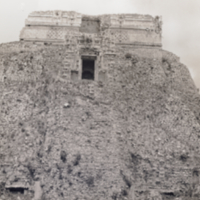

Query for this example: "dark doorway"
[6,187,27,194]
[82,59,95,80]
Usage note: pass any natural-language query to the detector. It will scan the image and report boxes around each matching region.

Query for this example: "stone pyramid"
[0,11,200,200]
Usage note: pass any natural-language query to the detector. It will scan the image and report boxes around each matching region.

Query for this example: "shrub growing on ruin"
[60,150,67,163]
[27,162,35,179]
[125,53,132,59]
[180,154,188,162]
[85,176,94,187]
[73,154,81,166]
[121,189,128,197]
[111,192,118,200]
[67,165,72,174]
[130,152,141,165]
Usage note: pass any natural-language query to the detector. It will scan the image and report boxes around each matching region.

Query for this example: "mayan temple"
[0,10,200,200]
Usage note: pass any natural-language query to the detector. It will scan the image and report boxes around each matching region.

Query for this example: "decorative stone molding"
[26,10,82,27]
[100,15,111,31]
[79,47,99,57]
[20,11,162,47]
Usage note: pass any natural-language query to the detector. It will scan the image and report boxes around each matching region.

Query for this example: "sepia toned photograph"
[0,0,200,200]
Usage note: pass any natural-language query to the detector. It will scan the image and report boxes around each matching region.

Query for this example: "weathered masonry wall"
[0,10,200,200]
[0,41,200,200]
[0,44,163,84]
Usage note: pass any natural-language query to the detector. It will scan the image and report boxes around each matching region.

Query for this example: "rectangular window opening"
[82,58,95,80]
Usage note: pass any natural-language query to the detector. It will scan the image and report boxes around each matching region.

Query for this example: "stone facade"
[20,11,162,46]
[0,11,200,200]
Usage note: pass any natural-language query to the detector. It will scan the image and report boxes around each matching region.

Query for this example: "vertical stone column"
[33,181,42,200]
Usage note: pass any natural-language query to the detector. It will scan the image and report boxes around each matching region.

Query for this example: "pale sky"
[0,0,200,89]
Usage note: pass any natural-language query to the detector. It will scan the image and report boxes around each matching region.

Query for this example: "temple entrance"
[82,58,95,80]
